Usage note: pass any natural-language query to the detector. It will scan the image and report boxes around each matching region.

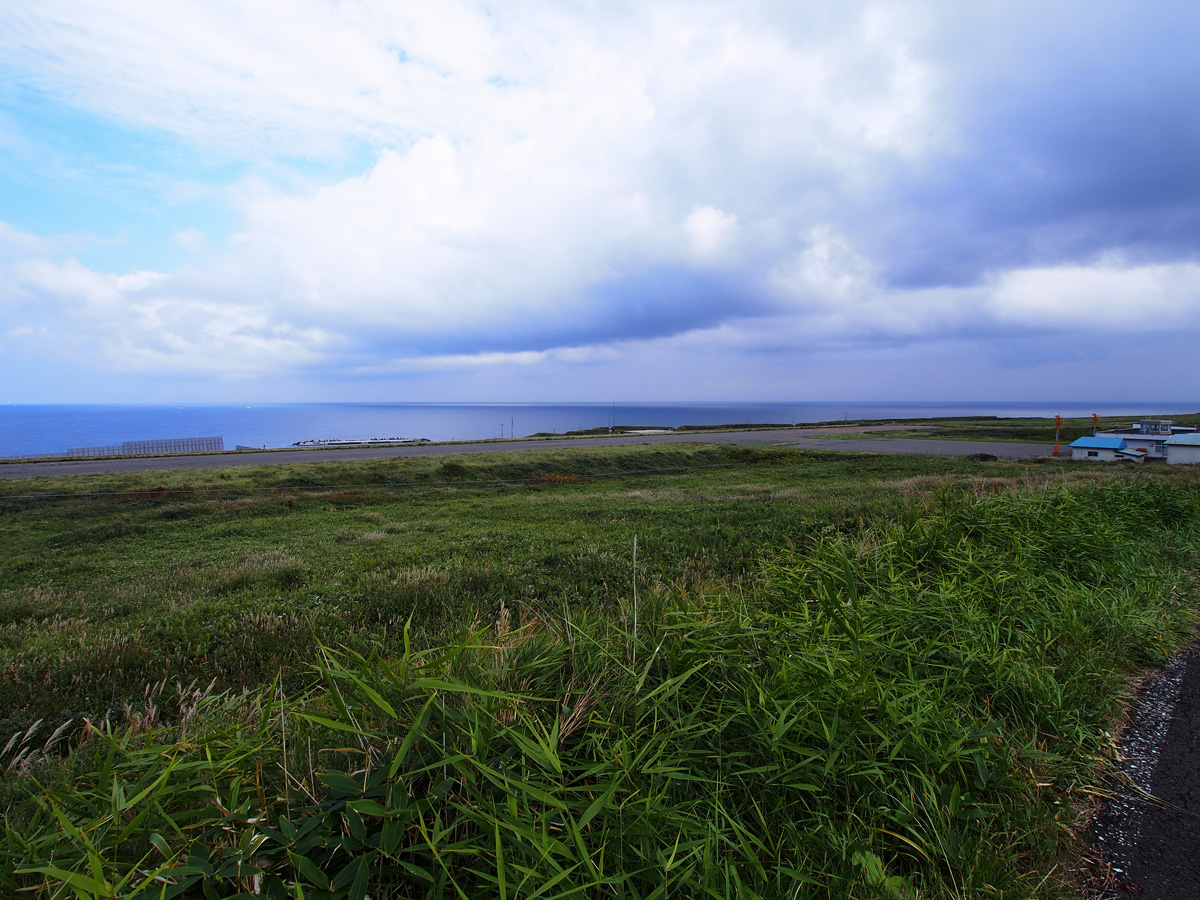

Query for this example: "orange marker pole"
[1054,414,1062,457]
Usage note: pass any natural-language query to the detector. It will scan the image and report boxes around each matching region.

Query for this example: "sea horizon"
[1,400,1196,458]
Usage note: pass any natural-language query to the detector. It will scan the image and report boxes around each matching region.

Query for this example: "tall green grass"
[2,446,1051,735]
[3,480,1197,898]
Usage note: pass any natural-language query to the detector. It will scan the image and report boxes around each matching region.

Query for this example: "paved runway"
[783,436,1052,458]
[0,429,1052,480]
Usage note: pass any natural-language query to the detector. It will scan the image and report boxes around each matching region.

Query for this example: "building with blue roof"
[1068,436,1145,462]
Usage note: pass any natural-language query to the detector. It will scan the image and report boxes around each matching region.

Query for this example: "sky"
[1,1,1198,404]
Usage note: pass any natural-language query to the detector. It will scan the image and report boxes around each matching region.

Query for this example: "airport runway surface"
[0,429,1052,480]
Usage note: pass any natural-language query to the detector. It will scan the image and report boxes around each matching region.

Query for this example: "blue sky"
[1,1,1198,403]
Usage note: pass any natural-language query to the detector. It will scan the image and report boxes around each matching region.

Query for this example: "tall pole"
[1054,414,1062,457]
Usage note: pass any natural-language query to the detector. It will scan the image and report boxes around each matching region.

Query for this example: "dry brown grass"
[358,565,451,588]
[215,549,307,593]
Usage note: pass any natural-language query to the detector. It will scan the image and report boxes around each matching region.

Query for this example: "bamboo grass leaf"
[388,694,436,777]
[17,864,111,898]
[292,712,373,737]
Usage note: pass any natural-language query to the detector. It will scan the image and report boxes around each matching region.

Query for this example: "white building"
[1094,419,1196,460]
[1068,436,1144,461]
[1165,433,1200,465]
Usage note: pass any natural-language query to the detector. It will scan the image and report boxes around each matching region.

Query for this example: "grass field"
[3,441,1199,897]
[799,412,1200,445]
[0,445,1027,731]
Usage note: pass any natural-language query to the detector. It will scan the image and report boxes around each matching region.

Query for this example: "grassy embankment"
[799,412,1200,444]
[2,443,1200,897]
[532,411,1200,447]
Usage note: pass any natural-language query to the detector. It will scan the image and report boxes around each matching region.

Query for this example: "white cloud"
[1,254,333,376]
[988,260,1200,330]
[683,206,738,260]
[204,0,942,345]
[1,2,944,165]
[173,228,206,252]
[766,227,976,344]
[0,221,103,262]
[771,226,877,306]
[113,270,168,292]
[227,136,643,333]
[765,233,1200,348]
[0,221,49,259]
[357,342,623,375]
[0,2,951,382]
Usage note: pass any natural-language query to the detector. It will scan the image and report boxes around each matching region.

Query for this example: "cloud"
[865,3,1200,289]
[989,260,1200,330]
[0,221,49,259]
[683,206,738,260]
[771,226,876,307]
[0,236,333,376]
[2,3,945,383]
[0,2,943,164]
[0,221,103,261]
[356,343,622,375]
[2,3,1200,401]
[173,228,206,252]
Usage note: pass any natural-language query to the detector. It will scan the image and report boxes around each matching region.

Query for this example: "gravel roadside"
[1089,645,1200,899]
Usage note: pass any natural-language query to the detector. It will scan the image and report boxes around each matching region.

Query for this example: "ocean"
[1,401,1195,458]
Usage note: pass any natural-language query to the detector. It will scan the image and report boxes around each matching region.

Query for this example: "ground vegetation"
[2,443,1198,897]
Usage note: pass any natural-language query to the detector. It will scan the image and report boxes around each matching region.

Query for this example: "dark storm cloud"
[576,265,769,345]
[860,3,1200,290]
[346,265,770,361]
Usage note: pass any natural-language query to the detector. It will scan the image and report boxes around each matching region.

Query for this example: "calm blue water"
[1,401,1196,457]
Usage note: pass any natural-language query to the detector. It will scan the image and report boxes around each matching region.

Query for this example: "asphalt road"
[784,437,1052,458]
[0,429,1052,480]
